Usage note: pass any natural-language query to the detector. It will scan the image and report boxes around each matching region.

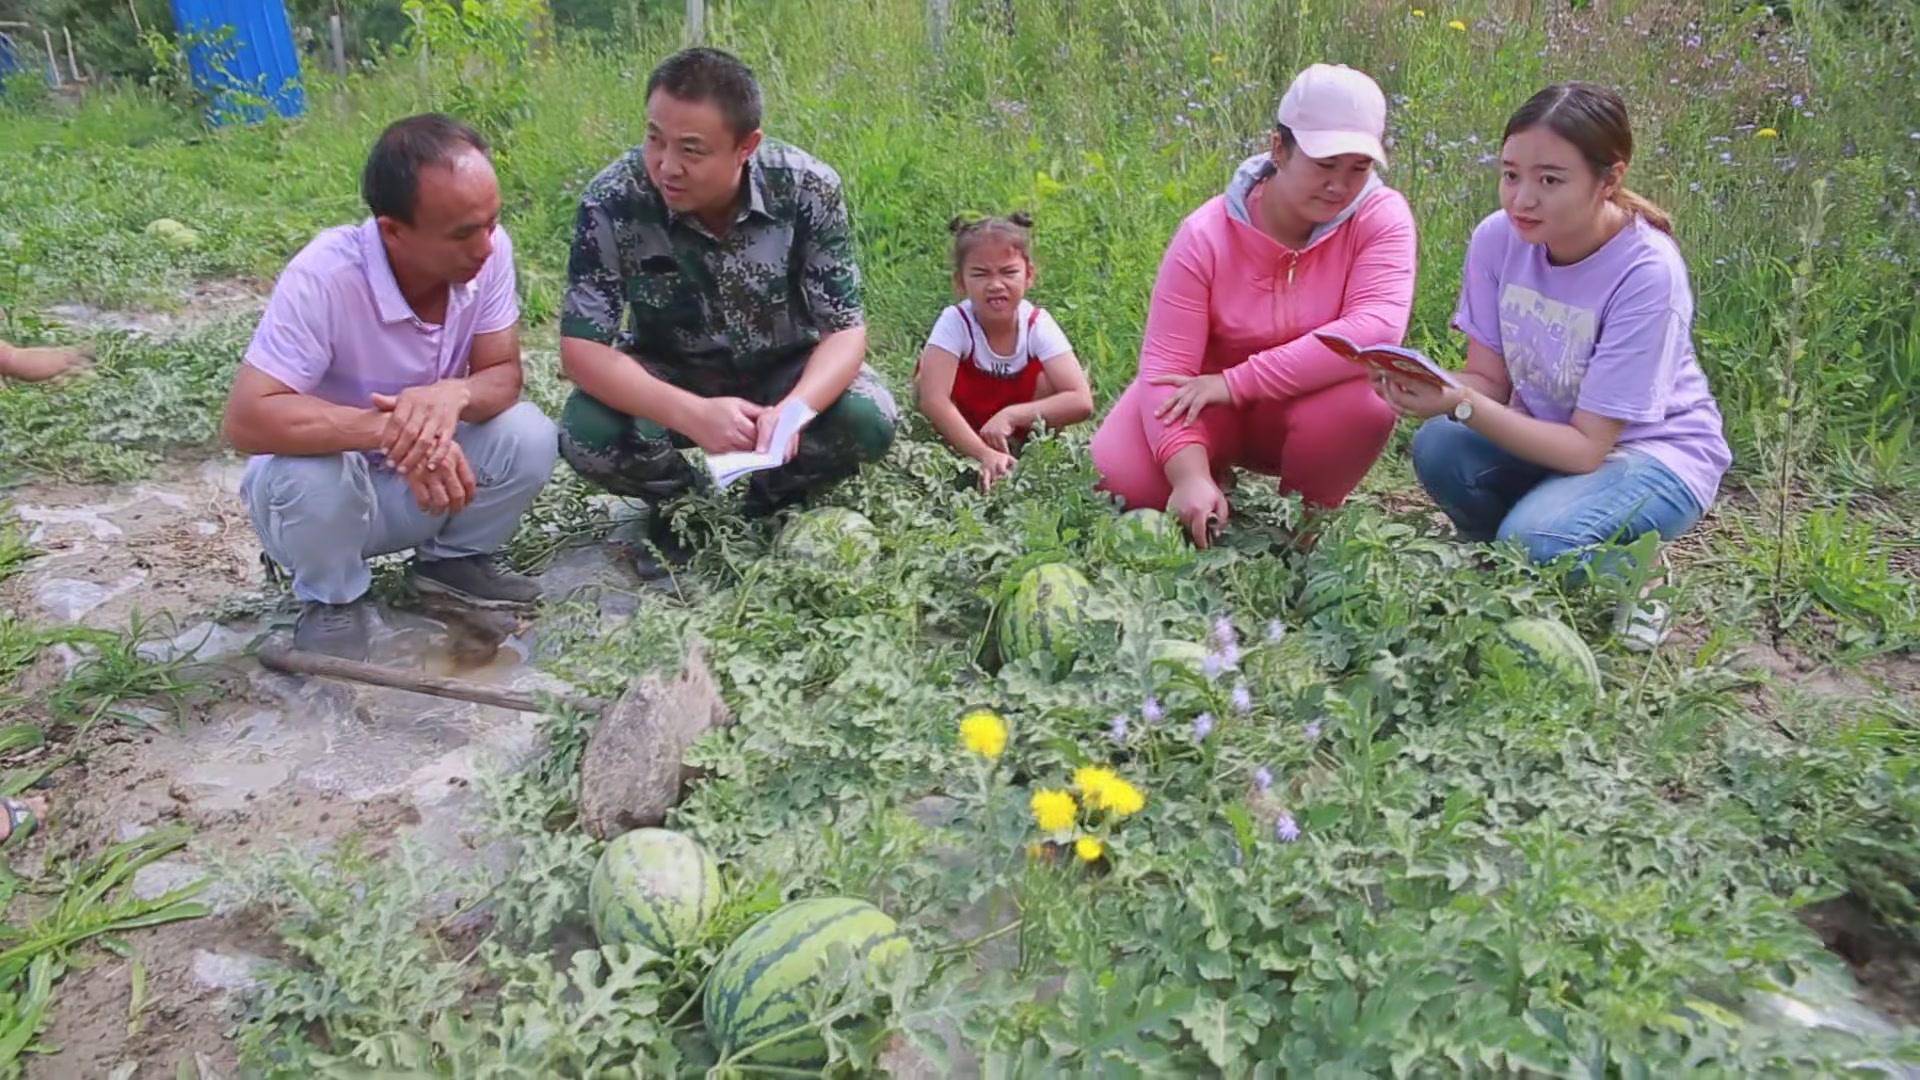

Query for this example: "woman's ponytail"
[1613,187,1673,236]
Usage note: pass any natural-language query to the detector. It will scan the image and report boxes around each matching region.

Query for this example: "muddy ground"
[3,453,639,1078]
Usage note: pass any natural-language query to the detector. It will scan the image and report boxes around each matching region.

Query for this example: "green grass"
[0,0,1916,1073]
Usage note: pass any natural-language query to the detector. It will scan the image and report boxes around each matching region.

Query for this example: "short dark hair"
[361,113,491,224]
[645,47,763,141]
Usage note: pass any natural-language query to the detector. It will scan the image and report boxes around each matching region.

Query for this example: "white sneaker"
[1615,595,1672,653]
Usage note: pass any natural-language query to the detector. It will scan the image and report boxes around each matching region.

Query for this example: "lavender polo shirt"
[1453,209,1732,512]
[238,218,520,490]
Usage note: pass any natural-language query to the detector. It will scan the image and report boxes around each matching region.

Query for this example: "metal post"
[63,24,80,82]
[329,13,346,75]
[686,0,704,44]
[929,0,949,54]
[42,29,60,87]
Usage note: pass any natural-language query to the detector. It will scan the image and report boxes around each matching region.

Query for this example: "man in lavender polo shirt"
[222,114,559,660]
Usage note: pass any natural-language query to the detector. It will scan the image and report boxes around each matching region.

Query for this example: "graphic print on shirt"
[1497,283,1598,413]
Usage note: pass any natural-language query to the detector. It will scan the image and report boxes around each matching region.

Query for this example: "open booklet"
[704,398,819,489]
[1315,331,1461,390]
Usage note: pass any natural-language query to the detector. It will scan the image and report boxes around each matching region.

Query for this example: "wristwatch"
[1451,392,1474,423]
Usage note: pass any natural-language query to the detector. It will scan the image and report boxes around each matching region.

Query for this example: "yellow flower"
[1075,766,1146,817]
[1074,765,1118,804]
[1411,8,1426,15]
[1210,51,1225,65]
[1447,18,1467,30]
[1102,778,1147,818]
[959,709,1008,759]
[1756,127,1779,139]
[1030,788,1078,832]
[1075,836,1105,862]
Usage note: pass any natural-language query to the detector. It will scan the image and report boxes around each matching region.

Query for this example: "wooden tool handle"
[256,642,605,715]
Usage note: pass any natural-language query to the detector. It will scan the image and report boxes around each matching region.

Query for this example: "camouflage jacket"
[559,138,865,380]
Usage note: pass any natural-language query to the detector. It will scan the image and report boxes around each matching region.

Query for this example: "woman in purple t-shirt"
[1374,82,1731,650]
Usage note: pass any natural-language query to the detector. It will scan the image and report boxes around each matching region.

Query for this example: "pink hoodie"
[1131,155,1418,465]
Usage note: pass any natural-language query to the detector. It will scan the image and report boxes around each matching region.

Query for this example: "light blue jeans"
[1410,416,1703,584]
[243,401,559,605]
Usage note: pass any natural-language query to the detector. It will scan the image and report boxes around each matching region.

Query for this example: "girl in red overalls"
[913,213,1095,492]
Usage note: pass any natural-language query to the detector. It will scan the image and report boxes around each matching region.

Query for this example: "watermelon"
[703,896,912,1066]
[1117,508,1183,546]
[1147,637,1209,679]
[1492,616,1601,694]
[778,506,879,570]
[997,562,1094,668]
[144,217,201,250]
[1108,507,1192,565]
[587,828,721,955]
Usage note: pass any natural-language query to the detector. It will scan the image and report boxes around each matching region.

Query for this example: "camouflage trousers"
[558,350,898,517]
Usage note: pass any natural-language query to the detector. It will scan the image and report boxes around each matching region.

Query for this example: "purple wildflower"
[1253,766,1273,792]
[1212,615,1237,649]
[1141,696,1164,723]
[1110,715,1129,744]
[1265,620,1286,644]
[1193,713,1214,740]
[1304,719,1322,740]
[1231,684,1253,714]
[1221,641,1241,669]
[1275,813,1301,843]
[1201,652,1225,680]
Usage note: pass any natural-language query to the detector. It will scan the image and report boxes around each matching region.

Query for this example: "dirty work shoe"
[633,513,702,582]
[293,600,371,661]
[408,555,542,610]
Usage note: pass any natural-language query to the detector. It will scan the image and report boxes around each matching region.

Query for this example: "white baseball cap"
[1276,63,1389,167]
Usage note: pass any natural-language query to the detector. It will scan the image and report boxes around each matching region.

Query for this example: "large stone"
[577,641,731,839]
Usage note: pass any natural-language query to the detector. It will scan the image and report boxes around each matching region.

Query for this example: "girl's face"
[1499,125,1622,251]
[956,241,1034,319]
[1267,130,1375,227]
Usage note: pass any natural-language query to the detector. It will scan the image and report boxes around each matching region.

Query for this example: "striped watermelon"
[778,506,879,570]
[1147,637,1209,679]
[703,896,912,1067]
[1107,508,1192,567]
[587,828,721,955]
[1493,616,1601,695]
[996,562,1094,668]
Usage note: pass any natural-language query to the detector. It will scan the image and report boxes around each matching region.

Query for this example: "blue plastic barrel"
[167,0,306,125]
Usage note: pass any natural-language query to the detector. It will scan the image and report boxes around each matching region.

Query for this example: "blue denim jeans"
[1410,416,1703,584]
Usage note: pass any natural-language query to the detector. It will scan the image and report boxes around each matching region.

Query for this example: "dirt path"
[3,455,637,1078]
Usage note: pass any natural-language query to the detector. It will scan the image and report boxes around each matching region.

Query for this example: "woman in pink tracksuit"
[1091,63,1416,547]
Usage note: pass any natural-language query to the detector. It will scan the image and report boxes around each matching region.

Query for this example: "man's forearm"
[457,362,524,424]
[785,325,866,414]
[561,337,701,431]
[227,397,388,456]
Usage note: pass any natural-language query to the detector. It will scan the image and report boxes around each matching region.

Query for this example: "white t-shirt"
[924,300,1073,378]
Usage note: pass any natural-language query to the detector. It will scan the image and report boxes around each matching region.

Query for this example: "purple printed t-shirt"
[1453,209,1732,512]
[239,218,520,489]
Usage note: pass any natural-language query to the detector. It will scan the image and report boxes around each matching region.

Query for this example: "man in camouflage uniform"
[558,46,897,579]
